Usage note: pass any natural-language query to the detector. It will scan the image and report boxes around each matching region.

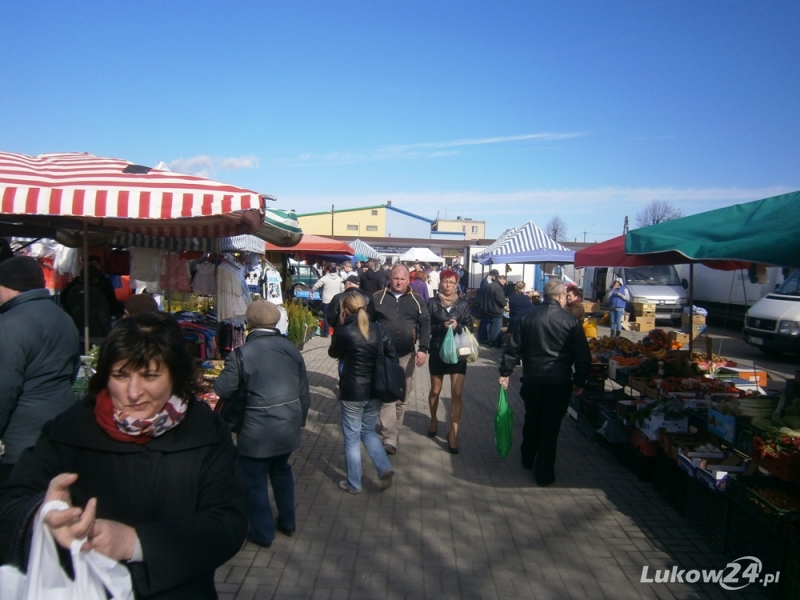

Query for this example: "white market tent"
[399,247,445,263]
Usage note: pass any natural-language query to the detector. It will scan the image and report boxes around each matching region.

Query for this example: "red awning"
[574,234,746,270]
[265,234,354,256]
[0,151,264,238]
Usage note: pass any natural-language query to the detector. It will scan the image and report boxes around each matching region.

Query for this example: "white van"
[743,268,800,355]
[582,265,689,324]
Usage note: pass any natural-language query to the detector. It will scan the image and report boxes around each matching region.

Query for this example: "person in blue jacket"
[606,277,630,338]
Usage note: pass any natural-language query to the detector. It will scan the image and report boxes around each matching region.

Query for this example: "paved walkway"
[215,327,774,600]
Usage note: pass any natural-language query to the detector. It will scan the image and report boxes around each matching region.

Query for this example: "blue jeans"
[487,315,504,347]
[321,302,330,336]
[478,313,490,343]
[610,307,625,332]
[341,399,393,491]
[239,453,295,545]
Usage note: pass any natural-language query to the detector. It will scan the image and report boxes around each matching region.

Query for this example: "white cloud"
[271,132,584,167]
[169,155,260,177]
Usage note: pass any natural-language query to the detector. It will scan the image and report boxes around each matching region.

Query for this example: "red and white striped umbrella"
[0,151,264,238]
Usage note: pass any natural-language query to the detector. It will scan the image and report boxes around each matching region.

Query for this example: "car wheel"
[292,284,306,296]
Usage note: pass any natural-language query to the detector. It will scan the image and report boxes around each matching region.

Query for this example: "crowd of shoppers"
[0,248,592,597]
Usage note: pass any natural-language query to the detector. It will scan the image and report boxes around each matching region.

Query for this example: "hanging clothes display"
[129,247,163,283]
[160,254,192,292]
[191,260,217,295]
[216,256,252,321]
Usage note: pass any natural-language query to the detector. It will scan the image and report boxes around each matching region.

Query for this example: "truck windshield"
[623,266,681,286]
[774,270,800,296]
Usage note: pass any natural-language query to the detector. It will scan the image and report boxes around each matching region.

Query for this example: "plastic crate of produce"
[654,448,688,515]
[685,476,728,552]
[751,438,800,482]
[783,525,800,600]
[725,479,800,599]
[577,411,599,441]
[615,443,655,482]
[735,419,764,457]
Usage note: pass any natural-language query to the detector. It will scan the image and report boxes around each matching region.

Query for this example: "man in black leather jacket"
[368,265,431,455]
[498,278,591,487]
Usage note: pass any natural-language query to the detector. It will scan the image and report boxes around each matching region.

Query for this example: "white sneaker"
[338,480,362,495]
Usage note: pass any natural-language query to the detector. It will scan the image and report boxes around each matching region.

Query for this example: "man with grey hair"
[498,278,591,487]
[369,264,431,455]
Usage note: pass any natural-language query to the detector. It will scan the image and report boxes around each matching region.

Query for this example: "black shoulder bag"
[372,325,407,403]
[214,347,247,433]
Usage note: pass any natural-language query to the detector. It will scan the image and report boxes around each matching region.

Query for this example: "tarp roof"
[625,190,800,268]
[349,238,380,260]
[574,234,746,270]
[474,221,574,265]
[265,234,354,258]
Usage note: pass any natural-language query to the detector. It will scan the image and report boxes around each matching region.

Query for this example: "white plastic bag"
[0,501,134,600]
[454,329,473,358]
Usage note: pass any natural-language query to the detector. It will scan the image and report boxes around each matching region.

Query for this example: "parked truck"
[581,265,689,325]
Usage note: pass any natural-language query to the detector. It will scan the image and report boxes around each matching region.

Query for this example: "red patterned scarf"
[94,388,188,444]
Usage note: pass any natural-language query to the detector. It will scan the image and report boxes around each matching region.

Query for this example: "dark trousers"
[239,453,295,545]
[519,379,573,485]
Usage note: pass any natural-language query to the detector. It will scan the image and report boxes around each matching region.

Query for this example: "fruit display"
[753,432,800,459]
[750,487,800,512]
[588,335,639,355]
[639,329,670,357]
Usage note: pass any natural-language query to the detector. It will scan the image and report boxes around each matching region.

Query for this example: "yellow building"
[296,203,435,239]
[433,217,485,240]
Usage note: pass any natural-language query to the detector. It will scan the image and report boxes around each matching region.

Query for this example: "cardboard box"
[668,330,690,345]
[682,323,706,338]
[658,431,720,462]
[718,366,768,387]
[682,313,706,325]
[582,300,602,313]
[633,302,656,316]
[641,414,689,440]
[631,427,658,456]
[707,407,737,444]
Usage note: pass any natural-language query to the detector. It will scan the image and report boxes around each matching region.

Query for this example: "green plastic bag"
[439,325,459,364]
[494,385,513,458]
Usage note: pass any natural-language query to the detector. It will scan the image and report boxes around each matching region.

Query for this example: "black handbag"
[372,326,407,403]
[214,347,247,433]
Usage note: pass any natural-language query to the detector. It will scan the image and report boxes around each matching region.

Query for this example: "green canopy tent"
[625,190,800,268]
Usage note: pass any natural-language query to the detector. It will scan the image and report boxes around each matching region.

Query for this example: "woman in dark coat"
[214,300,310,548]
[0,312,247,600]
[328,291,397,494]
[426,269,473,453]
[507,280,534,333]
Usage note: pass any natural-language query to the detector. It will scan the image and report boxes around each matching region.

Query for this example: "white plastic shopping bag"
[0,500,133,600]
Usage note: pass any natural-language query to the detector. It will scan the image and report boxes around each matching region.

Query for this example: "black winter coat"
[480,280,506,316]
[328,316,399,401]
[499,298,592,387]
[427,297,473,356]
[213,329,310,459]
[359,269,387,295]
[0,289,79,465]
[0,399,248,600]
[368,287,431,356]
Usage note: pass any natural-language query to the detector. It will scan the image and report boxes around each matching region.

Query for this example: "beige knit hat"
[246,300,280,328]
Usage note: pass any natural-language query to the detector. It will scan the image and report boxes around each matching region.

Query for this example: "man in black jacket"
[369,265,431,455]
[480,272,506,348]
[359,259,388,295]
[498,278,591,487]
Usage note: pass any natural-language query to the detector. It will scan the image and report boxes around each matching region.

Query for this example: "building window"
[472,226,478,233]
[371,209,378,215]
[366,225,378,231]
[462,225,466,232]
[346,224,358,231]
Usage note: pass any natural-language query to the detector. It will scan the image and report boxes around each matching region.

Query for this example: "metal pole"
[688,263,695,354]
[82,220,90,355]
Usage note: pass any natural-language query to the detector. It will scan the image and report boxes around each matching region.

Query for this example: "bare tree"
[635,200,682,228]
[545,215,568,242]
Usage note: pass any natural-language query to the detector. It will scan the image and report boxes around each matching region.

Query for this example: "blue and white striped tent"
[474,221,574,265]
[348,238,380,261]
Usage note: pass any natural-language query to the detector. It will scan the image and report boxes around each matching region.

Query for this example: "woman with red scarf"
[426,269,473,453]
[0,312,247,600]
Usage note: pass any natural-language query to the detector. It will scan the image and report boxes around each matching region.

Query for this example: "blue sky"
[1,1,798,241]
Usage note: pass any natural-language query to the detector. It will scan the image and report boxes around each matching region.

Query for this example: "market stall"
[573,330,799,597]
